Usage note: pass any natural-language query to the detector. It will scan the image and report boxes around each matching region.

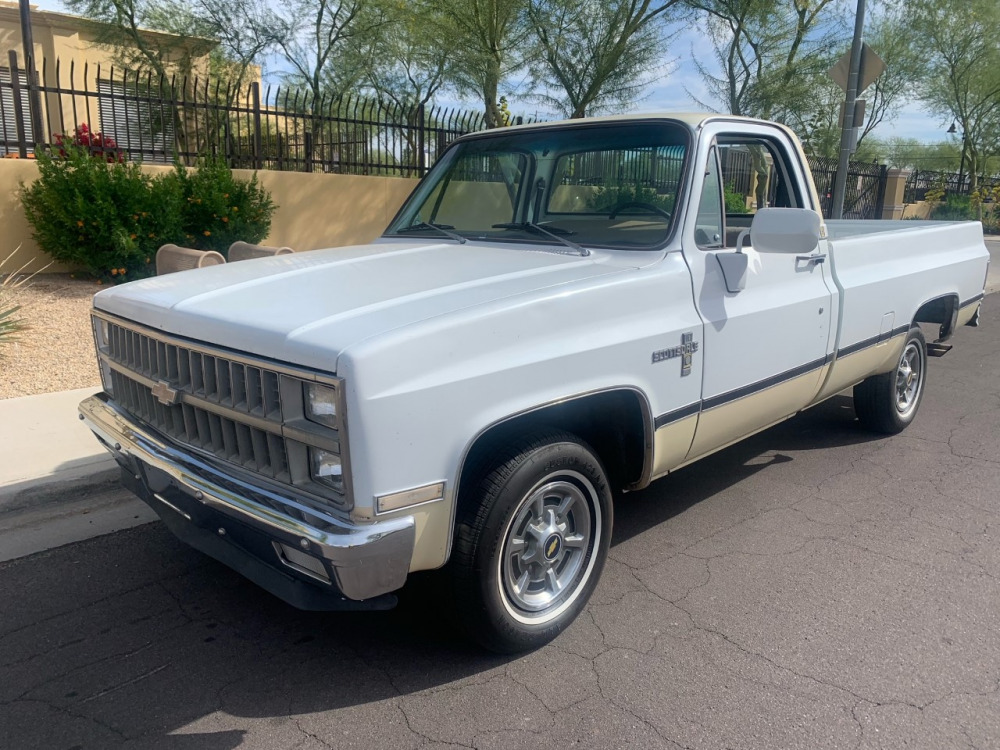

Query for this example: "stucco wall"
[900,201,934,220]
[0,159,418,272]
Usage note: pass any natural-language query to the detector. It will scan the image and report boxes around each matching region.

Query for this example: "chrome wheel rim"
[894,341,924,417]
[499,471,599,623]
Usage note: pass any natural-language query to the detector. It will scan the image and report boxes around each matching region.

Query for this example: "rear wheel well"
[913,294,959,341]
[457,390,649,509]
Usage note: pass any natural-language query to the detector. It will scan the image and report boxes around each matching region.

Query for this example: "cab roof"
[453,112,779,139]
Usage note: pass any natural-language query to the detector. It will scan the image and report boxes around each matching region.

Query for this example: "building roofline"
[0,2,218,50]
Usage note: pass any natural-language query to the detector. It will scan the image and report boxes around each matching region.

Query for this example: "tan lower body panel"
[813,333,906,402]
[957,301,980,327]
[650,414,698,480]
[681,368,827,468]
[406,498,452,571]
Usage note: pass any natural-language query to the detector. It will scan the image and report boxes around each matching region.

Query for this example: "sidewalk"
[0,386,114,506]
[0,386,156,561]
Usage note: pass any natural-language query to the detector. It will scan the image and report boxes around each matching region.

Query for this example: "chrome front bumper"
[79,393,415,605]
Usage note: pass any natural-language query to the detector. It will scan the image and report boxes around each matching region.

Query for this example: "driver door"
[683,125,835,460]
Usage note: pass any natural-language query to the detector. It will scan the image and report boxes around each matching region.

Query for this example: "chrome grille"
[109,369,290,480]
[106,321,282,420]
[93,313,349,510]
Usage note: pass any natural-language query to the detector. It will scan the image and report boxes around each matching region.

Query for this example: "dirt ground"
[0,273,101,399]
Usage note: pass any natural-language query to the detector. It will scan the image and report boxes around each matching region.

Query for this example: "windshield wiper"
[400,221,467,244]
[491,222,589,256]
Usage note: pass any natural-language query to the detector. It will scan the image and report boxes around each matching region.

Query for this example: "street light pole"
[830,0,867,220]
[17,0,43,150]
[17,0,34,65]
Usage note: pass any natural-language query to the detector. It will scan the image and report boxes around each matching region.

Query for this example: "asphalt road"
[2,298,999,750]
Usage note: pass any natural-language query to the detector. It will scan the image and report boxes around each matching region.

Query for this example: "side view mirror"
[744,208,822,255]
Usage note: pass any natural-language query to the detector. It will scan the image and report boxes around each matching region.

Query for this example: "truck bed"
[825,218,973,239]
[814,219,989,402]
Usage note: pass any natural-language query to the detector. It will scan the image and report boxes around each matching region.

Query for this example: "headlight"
[309,448,343,492]
[92,317,113,395]
[303,382,338,429]
[92,316,110,351]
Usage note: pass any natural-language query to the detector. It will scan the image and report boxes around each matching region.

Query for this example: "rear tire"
[854,326,927,434]
[452,430,612,654]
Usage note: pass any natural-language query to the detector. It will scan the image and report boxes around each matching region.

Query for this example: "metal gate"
[809,157,888,219]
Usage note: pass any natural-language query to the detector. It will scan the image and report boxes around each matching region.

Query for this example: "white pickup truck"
[79,114,989,652]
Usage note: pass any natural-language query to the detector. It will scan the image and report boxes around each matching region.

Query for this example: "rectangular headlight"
[309,447,343,492]
[93,317,110,351]
[92,316,113,395]
[303,382,338,429]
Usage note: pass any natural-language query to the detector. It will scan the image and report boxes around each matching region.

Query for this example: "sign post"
[829,1,882,219]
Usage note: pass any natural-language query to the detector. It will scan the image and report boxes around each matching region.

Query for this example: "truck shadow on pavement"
[612,393,881,546]
[0,394,886,748]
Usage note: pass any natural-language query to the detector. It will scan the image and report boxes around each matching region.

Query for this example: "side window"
[717,137,803,247]
[694,146,724,248]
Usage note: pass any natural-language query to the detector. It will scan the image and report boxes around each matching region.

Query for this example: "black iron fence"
[904,169,1000,203]
[809,156,887,220]
[0,50,511,176]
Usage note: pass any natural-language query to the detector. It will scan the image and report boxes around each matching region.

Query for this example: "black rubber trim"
[654,402,701,430]
[960,292,985,308]
[121,468,397,612]
[701,354,832,411]
[837,324,909,358]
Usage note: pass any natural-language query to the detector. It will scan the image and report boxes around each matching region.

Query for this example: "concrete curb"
[0,467,121,516]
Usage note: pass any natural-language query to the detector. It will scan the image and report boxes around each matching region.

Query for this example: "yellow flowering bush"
[20,145,185,282]
[169,157,275,258]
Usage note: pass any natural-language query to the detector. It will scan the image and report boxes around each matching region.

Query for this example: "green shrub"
[0,250,33,352]
[170,157,276,257]
[930,194,974,221]
[587,184,675,215]
[20,148,277,281]
[20,145,184,281]
[724,183,749,214]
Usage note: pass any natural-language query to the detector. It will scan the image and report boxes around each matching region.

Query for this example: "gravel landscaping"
[0,274,101,399]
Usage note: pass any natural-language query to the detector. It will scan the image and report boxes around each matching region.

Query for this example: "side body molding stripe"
[837,324,910,358]
[652,326,911,427]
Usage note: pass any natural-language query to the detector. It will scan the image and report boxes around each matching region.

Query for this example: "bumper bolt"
[194,491,204,501]
[299,538,309,550]
[217,527,226,536]
[113,443,121,451]
[78,413,84,420]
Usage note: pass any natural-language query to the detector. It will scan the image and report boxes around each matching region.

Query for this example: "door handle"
[796,254,826,264]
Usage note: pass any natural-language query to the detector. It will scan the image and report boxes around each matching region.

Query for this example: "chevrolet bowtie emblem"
[151,380,181,406]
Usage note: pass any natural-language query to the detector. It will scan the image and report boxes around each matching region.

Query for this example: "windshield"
[385,122,690,250]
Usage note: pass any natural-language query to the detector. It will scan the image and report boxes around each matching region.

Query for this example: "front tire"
[452,431,613,653]
[854,326,927,434]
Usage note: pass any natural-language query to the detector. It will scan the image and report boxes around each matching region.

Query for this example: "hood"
[93,240,630,372]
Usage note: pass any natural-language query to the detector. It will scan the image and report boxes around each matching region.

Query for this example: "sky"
[25,0,953,145]
[474,24,952,145]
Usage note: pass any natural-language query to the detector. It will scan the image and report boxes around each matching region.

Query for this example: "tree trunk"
[483,59,503,128]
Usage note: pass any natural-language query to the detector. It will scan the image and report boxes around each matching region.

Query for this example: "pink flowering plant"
[53,123,124,163]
